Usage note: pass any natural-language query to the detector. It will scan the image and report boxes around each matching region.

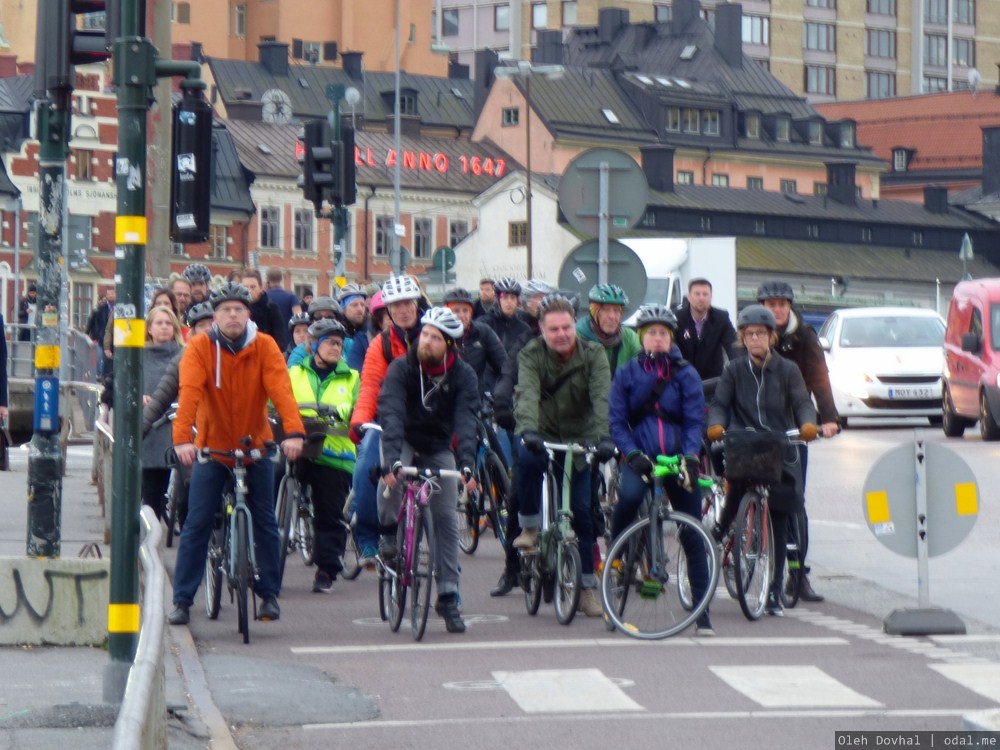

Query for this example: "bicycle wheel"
[377,564,390,621]
[410,511,434,641]
[165,469,181,548]
[387,520,407,632]
[733,491,773,621]
[553,541,582,625]
[722,539,739,599]
[780,511,805,609]
[522,553,542,615]
[233,511,250,643]
[297,505,315,566]
[678,525,719,612]
[483,452,510,547]
[274,474,297,587]
[456,485,479,554]
[204,522,224,620]
[341,523,363,581]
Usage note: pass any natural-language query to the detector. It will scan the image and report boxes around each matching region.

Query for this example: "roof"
[0,157,18,198]
[0,76,33,113]
[211,124,255,216]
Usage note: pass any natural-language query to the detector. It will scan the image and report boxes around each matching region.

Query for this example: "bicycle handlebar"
[395,466,465,481]
[197,441,277,464]
[542,440,593,453]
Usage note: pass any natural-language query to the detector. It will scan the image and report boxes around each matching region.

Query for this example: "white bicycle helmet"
[420,306,464,344]
[381,275,422,304]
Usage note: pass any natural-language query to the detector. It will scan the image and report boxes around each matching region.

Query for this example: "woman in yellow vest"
[287,318,360,593]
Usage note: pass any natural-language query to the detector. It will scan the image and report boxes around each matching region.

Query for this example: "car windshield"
[838,315,944,348]
[992,304,1000,351]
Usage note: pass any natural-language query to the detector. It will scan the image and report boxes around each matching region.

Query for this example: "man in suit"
[673,278,737,381]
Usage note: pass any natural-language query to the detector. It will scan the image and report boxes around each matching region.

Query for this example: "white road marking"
[710,665,883,708]
[931,635,1000,644]
[492,669,643,713]
[929,663,1000,703]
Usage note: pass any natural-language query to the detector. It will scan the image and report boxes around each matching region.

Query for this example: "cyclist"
[757,279,839,603]
[519,279,556,331]
[368,290,390,334]
[474,277,496,319]
[182,262,212,304]
[607,304,713,635]
[287,296,341,367]
[577,284,641,378]
[167,282,306,626]
[288,318,360,593]
[512,294,614,617]
[444,287,507,393]
[337,283,371,370]
[377,307,479,633]
[706,304,818,617]
[286,313,311,361]
[482,277,531,354]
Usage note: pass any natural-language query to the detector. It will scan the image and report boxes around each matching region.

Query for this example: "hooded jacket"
[482,306,530,353]
[456,319,507,393]
[775,307,839,424]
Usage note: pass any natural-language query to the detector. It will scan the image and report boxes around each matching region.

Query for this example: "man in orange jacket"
[168,282,305,626]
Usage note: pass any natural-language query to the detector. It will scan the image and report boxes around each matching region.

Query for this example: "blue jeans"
[515,442,596,585]
[172,457,280,606]
[349,428,381,551]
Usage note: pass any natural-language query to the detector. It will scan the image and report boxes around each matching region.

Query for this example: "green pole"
[327,84,347,283]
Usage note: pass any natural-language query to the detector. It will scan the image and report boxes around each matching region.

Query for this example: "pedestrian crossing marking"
[709,665,883,708]
[492,669,643,713]
[929,664,1000,704]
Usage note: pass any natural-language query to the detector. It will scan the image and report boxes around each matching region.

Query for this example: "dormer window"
[666,106,681,132]
[893,148,910,172]
[382,89,418,116]
[776,117,790,142]
[745,113,760,138]
[809,121,823,145]
[840,123,856,148]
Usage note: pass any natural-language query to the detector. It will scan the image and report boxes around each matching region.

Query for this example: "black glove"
[521,431,545,454]
[595,437,617,464]
[494,406,515,431]
[627,451,654,477]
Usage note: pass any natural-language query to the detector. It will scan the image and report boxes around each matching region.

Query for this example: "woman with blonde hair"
[141,305,184,518]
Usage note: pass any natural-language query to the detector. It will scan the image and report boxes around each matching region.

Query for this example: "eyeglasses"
[743,330,770,340]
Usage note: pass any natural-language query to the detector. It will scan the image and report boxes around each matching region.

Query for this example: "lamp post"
[494,61,563,279]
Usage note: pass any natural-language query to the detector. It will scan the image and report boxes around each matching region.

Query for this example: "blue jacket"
[609,348,705,459]
[345,328,369,371]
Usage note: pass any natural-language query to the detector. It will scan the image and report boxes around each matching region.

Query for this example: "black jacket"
[775,308,839,424]
[249,292,287,351]
[86,301,112,343]
[492,328,537,427]
[674,302,738,380]
[456,320,507,394]
[482,307,531,354]
[142,349,182,436]
[377,347,480,471]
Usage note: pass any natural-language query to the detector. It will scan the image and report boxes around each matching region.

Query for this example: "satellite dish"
[968,68,981,93]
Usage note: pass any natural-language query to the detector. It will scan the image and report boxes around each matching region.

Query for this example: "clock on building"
[261,88,293,124]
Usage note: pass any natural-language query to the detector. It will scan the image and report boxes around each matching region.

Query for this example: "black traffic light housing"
[338,125,357,207]
[35,0,117,99]
[300,119,335,212]
[169,88,213,244]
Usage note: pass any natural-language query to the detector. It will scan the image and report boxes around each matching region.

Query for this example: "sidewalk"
[0,443,215,749]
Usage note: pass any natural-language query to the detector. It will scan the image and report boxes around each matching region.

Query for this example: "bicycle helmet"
[368,289,386,315]
[755,280,795,303]
[537,292,576,318]
[307,318,348,341]
[308,295,341,319]
[185,301,214,327]
[336,283,368,304]
[420,306,464,344]
[588,283,628,306]
[381,274,422,304]
[209,281,252,310]
[288,312,311,334]
[632,304,678,333]
[523,278,556,297]
[182,262,211,284]
[493,277,522,296]
[443,287,475,307]
[737,304,777,330]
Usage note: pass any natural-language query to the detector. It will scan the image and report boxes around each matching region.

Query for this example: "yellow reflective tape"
[115,215,147,245]
[34,345,60,369]
[955,482,978,516]
[107,603,140,633]
[114,319,146,347]
[866,490,890,525]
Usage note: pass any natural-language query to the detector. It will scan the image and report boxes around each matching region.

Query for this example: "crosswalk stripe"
[492,669,643,713]
[929,663,1000,703]
[710,665,883,708]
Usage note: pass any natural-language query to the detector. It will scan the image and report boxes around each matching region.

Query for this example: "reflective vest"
[288,359,360,473]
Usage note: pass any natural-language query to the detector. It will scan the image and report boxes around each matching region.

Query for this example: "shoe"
[577,588,604,617]
[259,596,281,621]
[434,594,466,633]
[359,545,378,566]
[765,590,784,617]
[378,534,398,562]
[512,528,539,550]
[799,575,825,603]
[695,613,716,637]
[167,604,190,625]
[490,572,518,597]
[312,570,334,594]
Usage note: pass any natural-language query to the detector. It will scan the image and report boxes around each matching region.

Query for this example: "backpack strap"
[381,329,394,363]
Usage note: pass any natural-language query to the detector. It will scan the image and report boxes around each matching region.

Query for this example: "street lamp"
[494,61,564,279]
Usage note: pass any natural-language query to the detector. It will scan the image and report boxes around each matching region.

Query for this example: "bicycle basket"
[301,418,337,459]
[723,430,785,483]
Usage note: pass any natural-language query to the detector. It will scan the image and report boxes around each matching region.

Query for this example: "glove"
[595,437,617,464]
[626,451,654,477]
[707,424,725,442]
[348,424,363,445]
[800,423,819,442]
[683,455,702,477]
[521,431,545,453]
[494,406,515,431]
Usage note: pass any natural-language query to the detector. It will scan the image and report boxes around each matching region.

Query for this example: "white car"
[817,307,945,426]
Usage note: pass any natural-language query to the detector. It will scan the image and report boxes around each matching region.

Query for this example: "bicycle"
[600,454,719,639]
[457,398,510,555]
[202,437,276,644]
[518,441,587,626]
[150,403,187,548]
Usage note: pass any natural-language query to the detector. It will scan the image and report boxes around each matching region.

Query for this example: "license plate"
[888,387,934,399]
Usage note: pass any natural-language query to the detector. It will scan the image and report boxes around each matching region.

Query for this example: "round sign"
[432,246,456,271]
[557,239,646,316]
[558,148,649,238]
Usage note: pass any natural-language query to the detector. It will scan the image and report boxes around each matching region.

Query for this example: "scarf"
[589,316,623,348]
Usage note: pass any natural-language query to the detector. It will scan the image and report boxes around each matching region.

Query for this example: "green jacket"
[575,316,641,377]
[514,337,611,453]
[288,357,360,474]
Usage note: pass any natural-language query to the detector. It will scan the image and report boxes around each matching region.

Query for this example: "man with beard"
[473,277,496,319]
[241,268,287,351]
[336,283,371,371]
[674,278,738,381]
[377,307,479,632]
[182,263,212,304]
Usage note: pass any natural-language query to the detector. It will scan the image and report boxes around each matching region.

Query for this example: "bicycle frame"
[539,442,584,565]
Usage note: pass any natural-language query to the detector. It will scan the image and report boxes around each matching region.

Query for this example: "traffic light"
[338,125,357,207]
[35,0,117,98]
[169,89,213,244]
[299,119,335,212]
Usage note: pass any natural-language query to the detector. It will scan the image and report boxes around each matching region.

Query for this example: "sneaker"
[259,596,281,621]
[378,534,398,562]
[434,594,466,633]
[312,570,334,594]
[695,613,716,637]
[799,575,825,603]
[512,528,539,550]
[359,545,378,566]
[765,590,784,617]
[167,604,190,625]
[577,588,604,617]
[490,572,518,597]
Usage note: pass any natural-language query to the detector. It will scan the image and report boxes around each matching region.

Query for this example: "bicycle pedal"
[638,579,665,599]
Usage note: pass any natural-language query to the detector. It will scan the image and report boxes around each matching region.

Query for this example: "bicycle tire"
[204,523,224,620]
[483,451,510,546]
[523,554,542,615]
[734,491,772,621]
[722,540,739,599]
[165,469,180,548]
[297,507,315,566]
[387,520,407,632]
[234,511,250,643]
[410,510,434,641]
[377,565,390,621]
[341,522,363,581]
[274,474,297,588]
[554,541,582,625]
[780,511,804,609]
[457,484,479,555]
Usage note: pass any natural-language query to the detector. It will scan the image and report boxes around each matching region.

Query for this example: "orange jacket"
[174,327,305,453]
[350,328,409,429]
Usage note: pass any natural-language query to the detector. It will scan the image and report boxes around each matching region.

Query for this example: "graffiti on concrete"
[0,567,108,626]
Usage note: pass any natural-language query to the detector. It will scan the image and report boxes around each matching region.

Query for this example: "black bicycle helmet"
[182,263,211,284]
[444,287,475,306]
[288,312,311,334]
[210,281,252,309]
[493,277,522,296]
[633,304,678,332]
[185,301,214,327]
[308,295,341,319]
[737,304,777,330]
[307,318,348,340]
[755,280,795,303]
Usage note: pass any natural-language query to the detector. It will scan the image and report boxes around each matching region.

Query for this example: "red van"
[942,278,1000,439]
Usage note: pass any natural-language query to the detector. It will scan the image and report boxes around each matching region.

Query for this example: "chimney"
[641,145,675,193]
[473,48,500,118]
[923,185,950,214]
[190,42,204,62]
[672,0,699,34]
[598,8,629,43]
[257,41,289,77]
[533,30,564,65]
[342,51,364,81]
[448,58,470,79]
[0,55,18,79]
[825,162,857,206]
[982,126,1000,196]
[714,4,743,69]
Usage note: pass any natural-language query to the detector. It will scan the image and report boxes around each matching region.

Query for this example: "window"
[259,206,280,249]
[924,34,947,66]
[861,227,872,242]
[509,221,527,246]
[924,76,948,92]
[955,0,974,24]
[866,29,895,58]
[807,223,820,239]
[233,3,246,37]
[303,42,321,64]
[450,220,469,247]
[745,113,760,138]
[806,0,835,7]
[775,117,791,141]
[495,5,509,31]
[954,38,974,67]
[210,225,227,259]
[399,92,418,116]
[532,3,547,28]
[677,171,694,185]
[73,284,94,330]
[294,208,314,252]
[711,173,729,187]
[865,71,896,98]
[866,0,895,14]
[666,107,681,132]
[893,149,908,171]
[502,107,519,127]
[754,219,766,234]
[805,66,836,95]
[375,216,393,257]
[682,108,700,134]
[804,23,836,52]
[700,8,715,26]
[654,4,670,22]
[413,218,432,259]
[781,179,798,194]
[66,214,91,272]
[443,9,459,36]
[562,1,578,26]
[171,242,184,256]
[702,110,720,136]
[742,15,769,45]
[840,123,855,147]
[172,2,191,23]
[809,121,824,144]
[409,23,416,43]
[74,149,93,181]
[925,0,947,23]
[813,182,828,195]
[913,231,924,246]
[700,216,712,231]
[747,176,764,190]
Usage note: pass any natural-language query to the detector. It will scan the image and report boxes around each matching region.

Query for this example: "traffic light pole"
[327,84,348,284]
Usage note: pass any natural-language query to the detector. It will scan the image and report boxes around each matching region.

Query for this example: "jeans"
[515,442,596,586]
[172,457,280,606]
[350,429,382,551]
